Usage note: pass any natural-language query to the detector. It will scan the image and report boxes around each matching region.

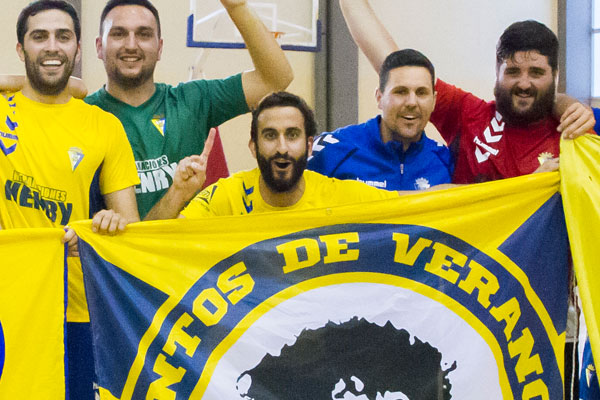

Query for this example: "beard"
[494,80,555,126]
[256,148,308,193]
[107,58,155,89]
[24,51,74,96]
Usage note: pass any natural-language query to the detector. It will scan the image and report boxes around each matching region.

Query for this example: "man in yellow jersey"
[0,1,140,398]
[145,92,430,221]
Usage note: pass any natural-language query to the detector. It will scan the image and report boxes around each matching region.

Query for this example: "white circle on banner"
[202,282,502,399]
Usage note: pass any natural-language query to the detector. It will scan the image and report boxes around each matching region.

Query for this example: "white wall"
[357,0,558,142]
[0,2,28,75]
[0,1,314,173]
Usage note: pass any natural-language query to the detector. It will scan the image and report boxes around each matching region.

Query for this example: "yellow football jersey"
[0,92,139,321]
[181,168,399,218]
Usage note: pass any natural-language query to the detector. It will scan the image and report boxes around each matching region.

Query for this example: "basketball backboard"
[187,0,321,52]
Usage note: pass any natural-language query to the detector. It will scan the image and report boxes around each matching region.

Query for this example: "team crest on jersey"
[68,147,84,171]
[537,152,554,166]
[585,362,597,386]
[151,117,166,136]
[414,177,431,190]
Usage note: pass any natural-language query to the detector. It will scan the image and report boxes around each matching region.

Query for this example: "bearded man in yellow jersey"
[0,1,140,398]
[145,92,448,221]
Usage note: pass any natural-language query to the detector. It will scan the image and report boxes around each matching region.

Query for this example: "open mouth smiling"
[40,59,64,68]
[274,160,291,169]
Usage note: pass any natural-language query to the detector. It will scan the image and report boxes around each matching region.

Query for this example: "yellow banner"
[560,134,600,368]
[75,165,572,399]
[0,228,66,399]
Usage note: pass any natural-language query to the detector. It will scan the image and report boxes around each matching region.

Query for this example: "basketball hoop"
[270,31,285,44]
[188,0,321,52]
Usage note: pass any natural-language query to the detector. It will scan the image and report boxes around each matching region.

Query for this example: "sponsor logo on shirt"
[474,112,505,163]
[135,155,177,194]
[0,115,18,156]
[356,177,387,189]
[4,170,73,225]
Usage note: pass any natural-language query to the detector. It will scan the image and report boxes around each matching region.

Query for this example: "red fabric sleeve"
[431,79,487,145]
[203,127,229,189]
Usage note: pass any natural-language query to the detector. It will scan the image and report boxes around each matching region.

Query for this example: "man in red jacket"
[338,0,594,184]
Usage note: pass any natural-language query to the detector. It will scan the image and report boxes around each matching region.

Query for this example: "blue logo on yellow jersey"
[0,116,18,156]
[242,182,253,213]
[5,171,73,225]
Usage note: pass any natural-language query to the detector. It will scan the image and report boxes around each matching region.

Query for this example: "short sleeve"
[176,74,250,129]
[99,114,140,195]
[430,79,485,145]
[180,182,222,218]
[308,132,357,177]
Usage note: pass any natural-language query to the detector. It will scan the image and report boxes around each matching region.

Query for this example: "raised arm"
[0,75,25,92]
[145,129,216,220]
[553,93,595,139]
[339,0,399,72]
[221,0,293,108]
[0,75,88,98]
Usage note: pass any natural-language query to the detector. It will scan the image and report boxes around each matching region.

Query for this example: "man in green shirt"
[85,0,293,218]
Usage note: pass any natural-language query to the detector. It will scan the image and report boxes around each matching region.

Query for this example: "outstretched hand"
[143,129,216,221]
[558,103,595,139]
[92,209,129,235]
[172,128,216,196]
[62,228,79,257]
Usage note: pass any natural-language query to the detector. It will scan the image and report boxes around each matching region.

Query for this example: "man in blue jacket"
[308,49,452,190]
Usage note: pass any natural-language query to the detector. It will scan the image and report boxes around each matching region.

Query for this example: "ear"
[16,42,25,62]
[432,89,437,109]
[249,138,257,159]
[375,87,383,111]
[307,136,314,157]
[75,42,82,64]
[157,38,164,61]
[95,36,103,60]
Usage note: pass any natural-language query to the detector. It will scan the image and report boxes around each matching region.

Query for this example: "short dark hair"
[250,92,317,142]
[379,49,436,91]
[17,0,81,45]
[239,317,456,399]
[496,20,558,72]
[100,0,161,37]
